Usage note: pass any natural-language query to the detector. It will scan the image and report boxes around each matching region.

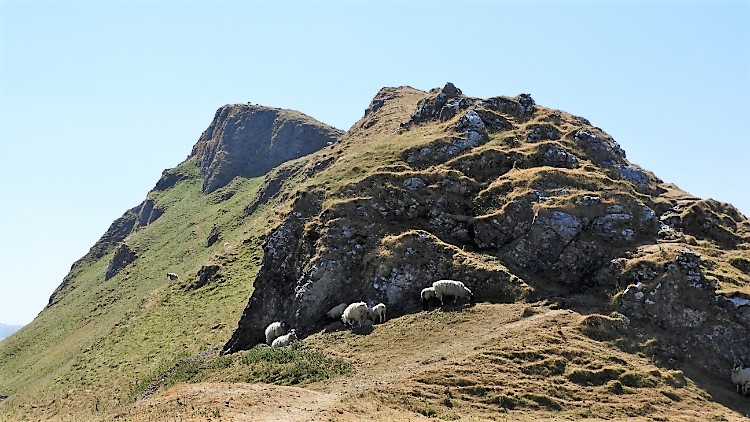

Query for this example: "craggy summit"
[224,83,750,388]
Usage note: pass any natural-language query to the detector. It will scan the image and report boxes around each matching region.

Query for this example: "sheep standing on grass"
[342,302,369,328]
[432,279,473,306]
[371,303,386,324]
[271,329,297,348]
[265,321,289,345]
[326,303,348,321]
[731,365,750,394]
[421,287,438,310]
[167,272,179,281]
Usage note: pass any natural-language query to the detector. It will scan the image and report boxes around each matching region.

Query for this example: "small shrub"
[661,389,681,402]
[524,393,562,410]
[237,344,351,385]
[619,371,658,388]
[606,380,624,395]
[577,314,622,341]
[566,367,623,386]
[164,360,203,387]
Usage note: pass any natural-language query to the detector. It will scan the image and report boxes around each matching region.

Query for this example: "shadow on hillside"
[551,294,750,418]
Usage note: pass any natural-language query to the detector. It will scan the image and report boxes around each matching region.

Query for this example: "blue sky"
[1,0,748,325]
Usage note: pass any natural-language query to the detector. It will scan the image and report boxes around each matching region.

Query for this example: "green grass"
[0,157,272,418]
[234,343,352,385]
[137,343,351,394]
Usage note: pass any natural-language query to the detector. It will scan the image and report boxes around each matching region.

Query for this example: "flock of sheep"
[176,268,749,397]
[263,279,473,348]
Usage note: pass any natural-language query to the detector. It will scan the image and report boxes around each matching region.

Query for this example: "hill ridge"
[1,83,748,420]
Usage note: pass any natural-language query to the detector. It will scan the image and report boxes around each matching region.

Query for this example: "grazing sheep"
[326,303,349,321]
[432,279,473,306]
[265,321,289,345]
[342,302,369,328]
[421,287,438,310]
[167,272,179,280]
[731,365,750,394]
[271,329,297,348]
[371,303,386,324]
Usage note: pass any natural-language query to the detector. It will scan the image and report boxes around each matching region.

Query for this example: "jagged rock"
[455,109,486,133]
[191,104,343,193]
[153,168,188,191]
[403,177,425,191]
[411,83,473,123]
[507,210,582,274]
[105,244,136,281]
[660,199,745,248]
[527,124,561,142]
[618,248,750,372]
[572,129,625,167]
[206,225,220,247]
[537,144,579,168]
[135,199,162,229]
[441,82,461,98]
[477,94,535,122]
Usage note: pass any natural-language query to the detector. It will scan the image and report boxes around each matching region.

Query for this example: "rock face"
[104,244,136,281]
[190,104,343,193]
[223,82,750,383]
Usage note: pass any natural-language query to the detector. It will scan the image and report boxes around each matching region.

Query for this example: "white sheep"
[271,329,297,348]
[432,279,473,306]
[264,321,289,345]
[326,303,348,320]
[342,302,369,328]
[731,365,750,394]
[167,272,179,280]
[371,303,386,324]
[421,286,438,310]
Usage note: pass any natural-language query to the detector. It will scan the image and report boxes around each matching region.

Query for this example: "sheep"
[271,329,297,348]
[264,321,289,345]
[166,272,179,280]
[326,303,349,321]
[342,302,369,328]
[731,365,750,394]
[432,279,473,306]
[370,303,386,324]
[421,286,438,310]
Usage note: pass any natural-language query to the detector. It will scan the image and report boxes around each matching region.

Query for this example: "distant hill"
[1,84,748,420]
[0,324,22,341]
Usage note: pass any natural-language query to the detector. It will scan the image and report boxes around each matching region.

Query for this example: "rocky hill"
[1,84,749,421]
[224,84,750,382]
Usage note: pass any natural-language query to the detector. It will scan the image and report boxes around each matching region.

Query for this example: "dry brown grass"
[114,303,749,421]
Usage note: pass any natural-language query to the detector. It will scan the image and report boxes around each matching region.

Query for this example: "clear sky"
[1,0,748,326]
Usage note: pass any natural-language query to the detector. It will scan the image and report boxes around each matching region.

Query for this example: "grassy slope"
[0,158,281,419]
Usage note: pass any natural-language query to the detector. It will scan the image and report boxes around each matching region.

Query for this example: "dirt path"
[132,304,565,421]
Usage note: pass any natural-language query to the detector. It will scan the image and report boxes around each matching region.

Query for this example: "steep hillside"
[0,106,341,419]
[1,84,748,421]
